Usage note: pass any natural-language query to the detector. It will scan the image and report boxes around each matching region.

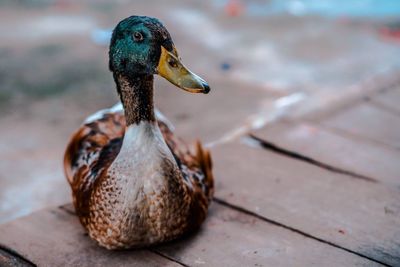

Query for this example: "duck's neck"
[111,75,177,184]
[116,74,155,126]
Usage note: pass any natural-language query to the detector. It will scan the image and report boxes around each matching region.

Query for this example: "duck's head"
[109,16,210,94]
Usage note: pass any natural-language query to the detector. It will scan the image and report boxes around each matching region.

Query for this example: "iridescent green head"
[109,16,173,76]
[109,16,210,94]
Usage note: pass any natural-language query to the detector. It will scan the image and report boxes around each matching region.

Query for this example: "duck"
[63,16,214,250]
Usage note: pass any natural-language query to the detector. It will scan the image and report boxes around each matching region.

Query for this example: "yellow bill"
[157,46,210,94]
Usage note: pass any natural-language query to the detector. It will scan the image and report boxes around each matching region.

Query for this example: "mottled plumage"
[63,16,213,249]
[64,106,213,249]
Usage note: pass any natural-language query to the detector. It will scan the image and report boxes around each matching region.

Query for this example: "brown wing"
[158,120,214,230]
[64,112,126,218]
[158,121,214,201]
[64,108,214,223]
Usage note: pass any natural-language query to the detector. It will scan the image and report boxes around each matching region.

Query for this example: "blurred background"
[1,0,400,224]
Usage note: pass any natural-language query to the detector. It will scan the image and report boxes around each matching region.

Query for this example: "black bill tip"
[202,82,210,94]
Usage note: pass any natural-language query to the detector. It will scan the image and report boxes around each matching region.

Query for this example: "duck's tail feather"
[195,140,214,200]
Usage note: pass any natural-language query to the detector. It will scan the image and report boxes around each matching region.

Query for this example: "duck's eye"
[168,58,178,68]
[133,31,143,42]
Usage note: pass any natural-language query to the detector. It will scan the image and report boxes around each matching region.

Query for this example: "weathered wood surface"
[252,121,400,186]
[1,2,400,266]
[156,203,377,267]
[3,104,400,266]
[0,207,179,267]
[322,102,400,149]
[0,247,33,267]
[0,203,379,267]
[2,117,399,266]
[211,141,400,266]
[371,86,400,114]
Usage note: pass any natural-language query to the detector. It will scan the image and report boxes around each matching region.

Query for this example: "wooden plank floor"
[1,86,400,266]
[251,120,400,186]
[212,142,400,266]
[370,86,400,114]
[321,102,400,149]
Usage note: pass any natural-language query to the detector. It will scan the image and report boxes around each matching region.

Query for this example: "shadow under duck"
[64,16,214,249]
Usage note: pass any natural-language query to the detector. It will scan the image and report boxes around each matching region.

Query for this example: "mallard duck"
[63,16,214,250]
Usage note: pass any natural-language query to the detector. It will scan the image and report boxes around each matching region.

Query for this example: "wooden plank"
[252,121,400,186]
[0,207,179,267]
[157,203,377,267]
[63,203,377,266]
[322,102,400,149]
[211,141,400,266]
[0,204,379,267]
[0,248,34,267]
[372,86,400,113]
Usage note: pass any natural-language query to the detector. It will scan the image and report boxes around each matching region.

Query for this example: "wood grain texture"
[156,202,379,267]
[372,86,400,114]
[0,248,34,267]
[322,102,400,149]
[252,121,400,186]
[0,207,180,267]
[0,203,380,267]
[211,141,400,266]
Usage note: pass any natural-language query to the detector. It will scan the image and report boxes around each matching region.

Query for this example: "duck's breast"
[87,121,189,247]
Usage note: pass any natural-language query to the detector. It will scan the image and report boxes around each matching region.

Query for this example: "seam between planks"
[57,199,390,267]
[248,134,378,183]
[58,205,76,215]
[55,191,388,265]
[297,74,400,122]
[367,99,400,118]
[310,120,400,152]
[0,244,37,267]
[148,249,189,267]
[213,198,391,267]
[56,206,189,267]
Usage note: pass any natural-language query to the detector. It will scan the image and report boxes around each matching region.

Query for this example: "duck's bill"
[157,46,210,94]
